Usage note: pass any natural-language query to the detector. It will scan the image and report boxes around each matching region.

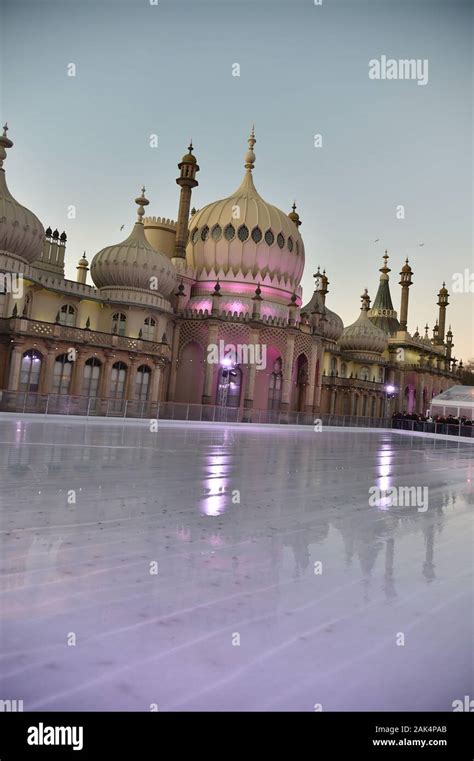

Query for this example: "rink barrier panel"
[0,390,472,437]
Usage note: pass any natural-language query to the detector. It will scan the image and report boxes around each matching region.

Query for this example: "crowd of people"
[391,410,473,433]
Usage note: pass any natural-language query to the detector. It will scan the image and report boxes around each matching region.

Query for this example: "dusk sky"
[1,0,472,359]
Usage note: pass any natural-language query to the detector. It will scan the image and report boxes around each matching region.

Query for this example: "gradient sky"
[1,0,472,360]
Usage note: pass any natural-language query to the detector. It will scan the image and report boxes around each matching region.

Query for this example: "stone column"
[329,387,337,414]
[305,343,318,414]
[125,357,138,400]
[312,348,325,412]
[167,323,181,401]
[70,349,86,396]
[150,361,163,403]
[243,328,260,409]
[7,342,24,391]
[40,346,57,394]
[279,335,296,411]
[202,323,219,405]
[99,352,114,399]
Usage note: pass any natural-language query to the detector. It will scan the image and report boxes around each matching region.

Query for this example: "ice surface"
[0,416,472,711]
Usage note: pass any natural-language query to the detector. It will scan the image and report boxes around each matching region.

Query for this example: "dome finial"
[134,186,150,223]
[288,200,301,227]
[244,126,256,172]
[0,121,13,169]
[361,288,371,311]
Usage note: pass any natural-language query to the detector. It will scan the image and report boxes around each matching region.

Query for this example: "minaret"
[173,142,199,261]
[76,252,89,284]
[446,325,454,360]
[398,258,413,331]
[435,282,449,344]
[314,266,329,304]
[368,251,400,335]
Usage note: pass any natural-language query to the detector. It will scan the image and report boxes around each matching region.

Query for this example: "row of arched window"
[190,224,299,255]
[19,350,152,401]
[53,306,157,340]
[329,357,385,382]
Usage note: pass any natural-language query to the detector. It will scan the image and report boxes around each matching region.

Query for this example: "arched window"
[251,226,262,243]
[371,397,376,417]
[360,366,370,381]
[19,350,42,392]
[224,224,235,241]
[378,367,384,383]
[110,362,127,399]
[142,316,156,341]
[53,353,73,394]
[264,229,274,246]
[136,365,151,401]
[112,312,127,336]
[83,357,101,397]
[268,358,283,410]
[211,224,222,241]
[340,362,347,378]
[330,356,337,375]
[59,304,76,327]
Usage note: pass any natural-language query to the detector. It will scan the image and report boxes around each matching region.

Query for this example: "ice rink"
[0,416,472,712]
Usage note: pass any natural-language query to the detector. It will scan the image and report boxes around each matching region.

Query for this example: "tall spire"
[368,251,400,335]
[173,140,199,260]
[244,125,256,172]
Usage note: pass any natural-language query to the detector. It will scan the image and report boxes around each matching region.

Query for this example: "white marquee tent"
[430,385,474,419]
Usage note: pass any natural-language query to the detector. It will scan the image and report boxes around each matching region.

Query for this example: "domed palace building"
[0,124,464,419]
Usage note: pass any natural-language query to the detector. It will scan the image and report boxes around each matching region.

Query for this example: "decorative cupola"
[413,325,420,339]
[251,282,263,320]
[76,252,89,284]
[173,141,199,261]
[432,320,439,342]
[288,292,298,326]
[288,202,302,228]
[211,278,222,316]
[398,257,413,331]
[368,251,400,335]
[446,325,454,358]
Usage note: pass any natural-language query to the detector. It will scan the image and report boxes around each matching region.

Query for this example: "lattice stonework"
[259,327,289,356]
[217,323,251,344]
[294,332,314,359]
[178,320,209,358]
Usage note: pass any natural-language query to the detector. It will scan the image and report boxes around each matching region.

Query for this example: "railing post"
[87,397,91,417]
[44,394,50,416]
[124,400,128,419]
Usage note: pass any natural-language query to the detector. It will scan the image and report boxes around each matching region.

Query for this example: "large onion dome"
[90,188,176,298]
[0,124,45,263]
[339,290,388,355]
[186,129,305,299]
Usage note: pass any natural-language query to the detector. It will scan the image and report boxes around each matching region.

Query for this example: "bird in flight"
[418,242,424,247]
[374,238,380,243]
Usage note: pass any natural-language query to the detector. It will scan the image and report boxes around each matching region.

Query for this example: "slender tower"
[435,282,449,344]
[398,258,413,331]
[173,142,199,261]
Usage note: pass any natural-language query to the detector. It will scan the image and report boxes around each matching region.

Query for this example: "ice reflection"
[200,454,231,516]
[373,444,394,507]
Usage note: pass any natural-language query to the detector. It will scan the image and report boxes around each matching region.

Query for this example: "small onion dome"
[0,123,45,263]
[181,142,197,164]
[288,202,301,227]
[77,251,89,267]
[413,325,420,338]
[338,289,388,354]
[60,231,67,242]
[90,187,176,297]
[400,258,412,273]
[438,281,448,296]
